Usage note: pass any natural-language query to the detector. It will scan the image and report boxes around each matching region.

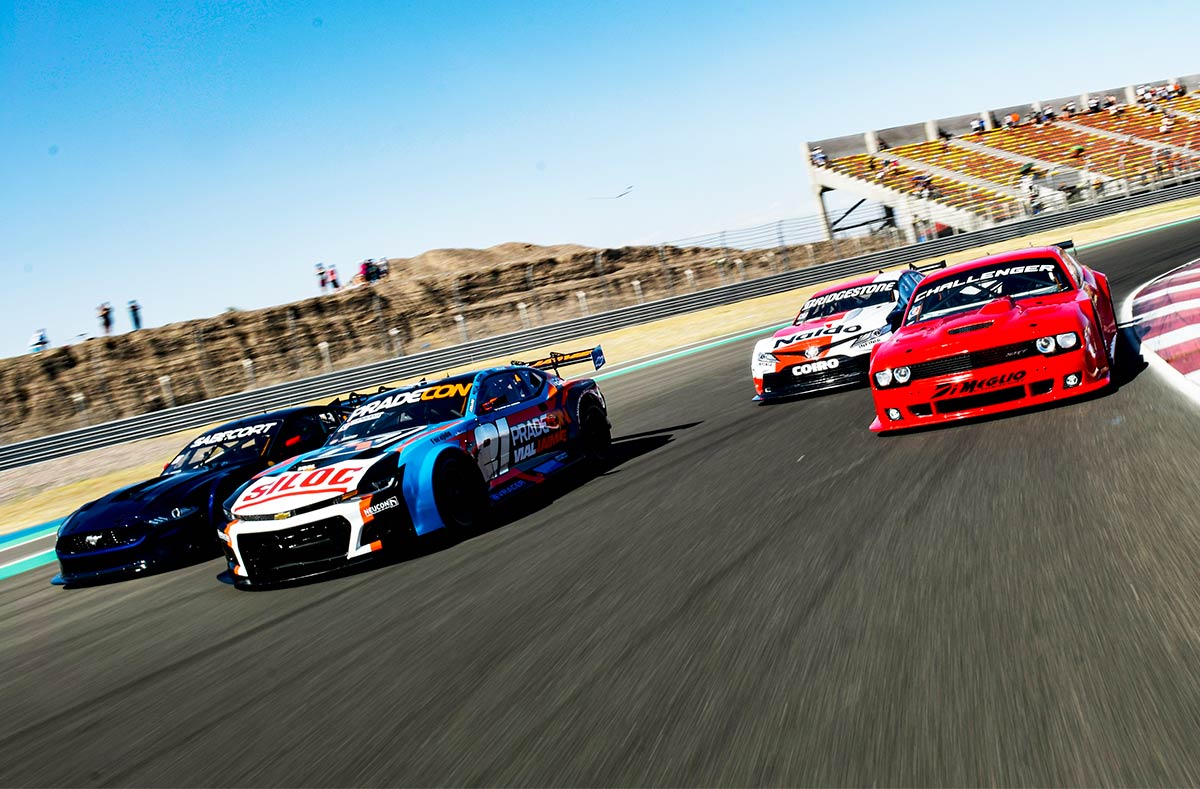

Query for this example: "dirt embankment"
[0,236,885,443]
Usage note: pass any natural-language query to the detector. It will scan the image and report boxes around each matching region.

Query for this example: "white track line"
[1143,324,1200,352]
[1133,280,1200,303]
[1134,298,1200,323]
[1121,256,1200,409]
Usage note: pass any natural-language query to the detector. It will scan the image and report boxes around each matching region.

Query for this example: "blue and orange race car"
[220,347,610,587]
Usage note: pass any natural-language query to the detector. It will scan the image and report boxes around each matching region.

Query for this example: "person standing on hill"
[128,299,142,331]
[328,264,340,290]
[316,263,327,293]
[98,302,113,336]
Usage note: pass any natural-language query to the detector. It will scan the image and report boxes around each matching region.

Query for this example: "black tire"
[432,452,487,531]
[579,401,612,466]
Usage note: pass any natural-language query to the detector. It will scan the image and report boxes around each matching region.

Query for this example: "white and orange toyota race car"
[751,266,934,401]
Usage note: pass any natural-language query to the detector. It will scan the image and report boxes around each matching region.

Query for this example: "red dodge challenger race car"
[868,241,1118,432]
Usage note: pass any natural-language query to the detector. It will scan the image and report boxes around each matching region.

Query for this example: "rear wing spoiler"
[909,259,947,273]
[327,387,394,411]
[1053,239,1075,251]
[513,345,606,375]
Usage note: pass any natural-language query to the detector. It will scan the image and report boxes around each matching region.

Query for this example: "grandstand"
[806,73,1200,242]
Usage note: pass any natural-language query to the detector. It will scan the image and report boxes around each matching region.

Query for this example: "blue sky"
[3,0,1199,357]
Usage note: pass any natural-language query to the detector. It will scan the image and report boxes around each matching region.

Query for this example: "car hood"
[229,423,458,517]
[61,468,225,535]
[877,294,1078,364]
[761,302,894,356]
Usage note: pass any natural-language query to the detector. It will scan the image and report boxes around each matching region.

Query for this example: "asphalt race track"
[3,223,1200,787]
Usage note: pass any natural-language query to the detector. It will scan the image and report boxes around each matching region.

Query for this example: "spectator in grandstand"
[1071,144,1086,159]
[1104,94,1118,108]
[1040,106,1056,124]
[1108,102,1124,117]
[1005,112,1020,129]
[327,264,340,290]
[1160,115,1175,134]
[876,137,890,151]
[1092,178,1105,197]
[1088,96,1102,113]
[1172,83,1186,98]
[1136,85,1147,103]
[971,117,986,134]
[128,299,142,331]
[1060,101,1076,117]
[315,263,327,293]
[97,302,113,336]
[28,329,49,353]
[810,146,827,166]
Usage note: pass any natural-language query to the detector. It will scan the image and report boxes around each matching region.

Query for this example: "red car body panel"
[868,246,1118,432]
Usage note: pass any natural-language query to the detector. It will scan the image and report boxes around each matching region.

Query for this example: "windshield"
[330,379,473,444]
[796,281,896,322]
[165,421,280,473]
[905,259,1069,325]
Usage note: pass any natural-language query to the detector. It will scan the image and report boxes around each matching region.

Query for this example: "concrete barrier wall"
[875,121,926,148]
[810,133,868,159]
[934,112,982,136]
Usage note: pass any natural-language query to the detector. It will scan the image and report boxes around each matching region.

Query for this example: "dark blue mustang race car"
[53,404,348,585]
[221,347,610,587]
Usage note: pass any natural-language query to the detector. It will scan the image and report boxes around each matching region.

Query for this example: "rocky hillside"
[0,236,888,443]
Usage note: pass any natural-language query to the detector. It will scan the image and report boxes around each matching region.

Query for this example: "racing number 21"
[474,418,510,480]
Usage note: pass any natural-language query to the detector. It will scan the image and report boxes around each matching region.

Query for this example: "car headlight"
[1055,332,1078,349]
[893,366,911,384]
[874,368,893,387]
[343,456,402,500]
[755,351,778,366]
[1035,336,1057,354]
[147,505,200,526]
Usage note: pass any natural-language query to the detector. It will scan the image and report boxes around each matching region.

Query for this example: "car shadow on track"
[223,422,700,591]
[877,324,1149,437]
[56,548,224,590]
[755,380,870,407]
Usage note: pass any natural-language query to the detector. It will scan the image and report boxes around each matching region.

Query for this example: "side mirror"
[886,306,904,333]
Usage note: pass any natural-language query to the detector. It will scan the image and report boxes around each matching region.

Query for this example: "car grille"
[236,517,351,578]
[933,385,1027,414]
[909,341,1037,381]
[57,528,144,555]
[762,355,868,394]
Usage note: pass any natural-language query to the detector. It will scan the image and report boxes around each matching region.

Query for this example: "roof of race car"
[808,270,901,300]
[197,405,333,435]
[916,246,1069,289]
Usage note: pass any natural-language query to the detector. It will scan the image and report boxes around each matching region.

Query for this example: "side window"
[897,271,921,305]
[271,417,327,459]
[478,372,535,412]
[1063,255,1085,288]
[518,369,545,399]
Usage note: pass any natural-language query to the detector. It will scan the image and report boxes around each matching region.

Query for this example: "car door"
[472,371,537,483]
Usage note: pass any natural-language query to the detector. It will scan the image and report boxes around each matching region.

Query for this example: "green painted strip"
[0,525,59,547]
[0,549,56,582]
